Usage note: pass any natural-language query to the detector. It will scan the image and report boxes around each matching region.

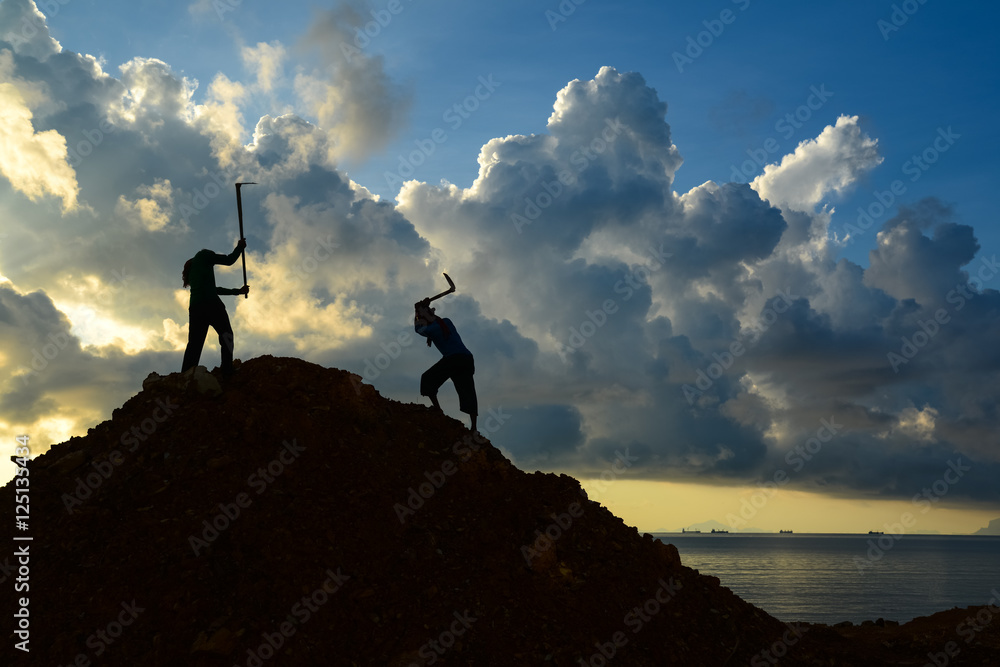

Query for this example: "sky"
[1,0,999,534]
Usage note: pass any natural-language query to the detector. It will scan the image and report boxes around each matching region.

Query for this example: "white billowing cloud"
[398,69,788,473]
[0,0,61,60]
[115,179,175,232]
[863,199,979,307]
[234,189,415,352]
[0,46,45,105]
[114,57,198,126]
[294,4,412,162]
[546,67,683,184]
[1,5,998,507]
[0,2,429,473]
[0,49,78,211]
[395,67,1000,504]
[195,73,248,168]
[400,67,782,372]
[751,115,881,212]
[248,113,338,175]
[242,41,287,94]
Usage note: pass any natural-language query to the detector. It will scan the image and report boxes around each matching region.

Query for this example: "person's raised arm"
[414,301,437,346]
[218,238,247,266]
[414,304,428,336]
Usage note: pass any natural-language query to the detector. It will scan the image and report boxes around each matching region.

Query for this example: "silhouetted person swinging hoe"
[415,293,478,432]
[181,238,248,375]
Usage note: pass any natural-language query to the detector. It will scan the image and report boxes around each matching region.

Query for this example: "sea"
[653,533,1000,625]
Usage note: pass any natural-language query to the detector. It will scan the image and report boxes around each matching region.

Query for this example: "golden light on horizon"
[579,478,997,536]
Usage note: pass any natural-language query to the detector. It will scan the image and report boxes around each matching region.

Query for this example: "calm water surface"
[654,533,1000,625]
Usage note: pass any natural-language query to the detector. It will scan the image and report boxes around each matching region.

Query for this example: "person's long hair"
[182,259,193,288]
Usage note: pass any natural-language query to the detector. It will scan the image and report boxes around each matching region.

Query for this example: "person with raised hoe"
[180,237,249,376]
[414,286,478,432]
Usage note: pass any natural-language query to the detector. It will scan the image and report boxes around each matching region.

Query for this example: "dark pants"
[421,353,477,416]
[181,299,234,373]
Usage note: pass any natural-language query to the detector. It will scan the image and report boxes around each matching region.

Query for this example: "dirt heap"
[2,356,998,666]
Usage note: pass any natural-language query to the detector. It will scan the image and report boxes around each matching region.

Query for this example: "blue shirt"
[415,318,472,357]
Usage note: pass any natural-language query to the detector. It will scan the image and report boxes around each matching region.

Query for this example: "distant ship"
[681,528,701,533]
[779,530,793,534]
[710,529,729,534]
[868,531,884,535]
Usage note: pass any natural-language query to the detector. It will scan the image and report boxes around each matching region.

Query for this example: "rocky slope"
[1,356,997,665]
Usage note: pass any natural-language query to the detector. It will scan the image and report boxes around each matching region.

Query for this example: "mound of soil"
[1,356,997,665]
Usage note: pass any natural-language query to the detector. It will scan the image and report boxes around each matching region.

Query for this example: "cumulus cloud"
[242,41,287,94]
[0,48,79,211]
[752,115,882,212]
[114,57,198,126]
[0,0,60,59]
[295,3,412,162]
[115,179,175,232]
[864,199,979,306]
[0,4,436,471]
[1,6,997,508]
[195,73,248,169]
[394,67,1000,502]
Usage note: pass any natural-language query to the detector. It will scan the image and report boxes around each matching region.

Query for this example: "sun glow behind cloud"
[0,49,79,212]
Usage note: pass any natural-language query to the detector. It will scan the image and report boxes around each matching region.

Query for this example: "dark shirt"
[187,247,242,307]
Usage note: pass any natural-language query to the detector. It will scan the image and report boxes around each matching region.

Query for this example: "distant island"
[974,518,1000,535]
